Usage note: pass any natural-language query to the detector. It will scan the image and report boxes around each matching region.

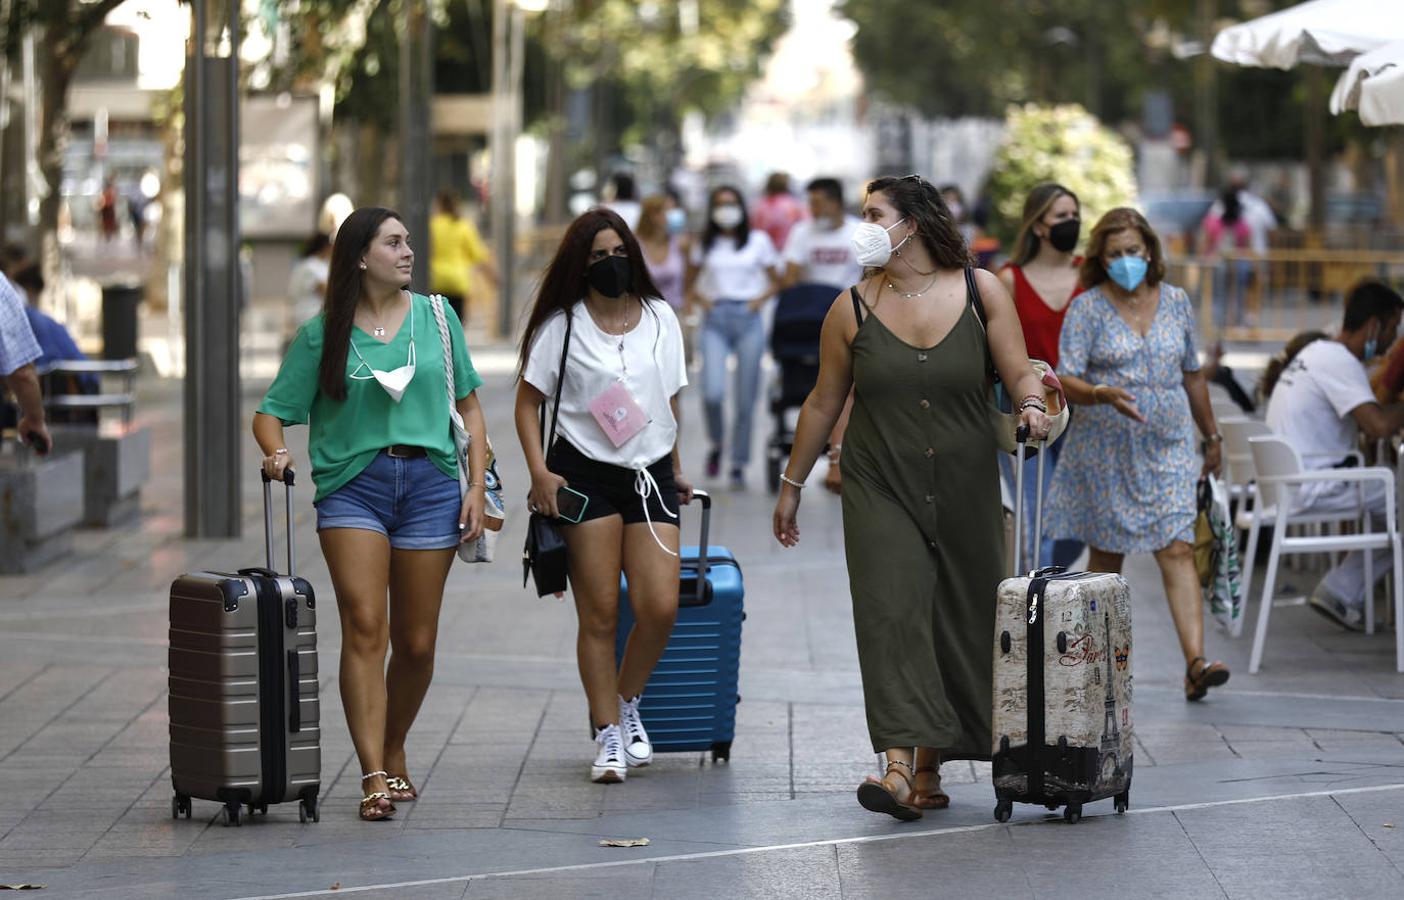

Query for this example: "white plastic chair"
[1246,435,1404,674]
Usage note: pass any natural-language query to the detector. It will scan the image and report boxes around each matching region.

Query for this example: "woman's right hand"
[528,468,568,518]
[1097,385,1147,424]
[773,486,802,547]
[262,449,295,482]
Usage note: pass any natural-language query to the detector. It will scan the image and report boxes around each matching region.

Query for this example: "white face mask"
[711,204,744,230]
[851,218,909,268]
[349,310,417,403]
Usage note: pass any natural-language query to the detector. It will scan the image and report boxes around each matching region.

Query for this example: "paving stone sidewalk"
[1,351,1402,899]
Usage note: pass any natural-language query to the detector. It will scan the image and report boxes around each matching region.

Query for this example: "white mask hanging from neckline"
[349,307,417,403]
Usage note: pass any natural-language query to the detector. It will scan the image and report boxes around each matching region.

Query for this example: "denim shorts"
[315,451,462,550]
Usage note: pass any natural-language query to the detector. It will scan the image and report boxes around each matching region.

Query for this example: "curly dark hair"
[863,175,973,271]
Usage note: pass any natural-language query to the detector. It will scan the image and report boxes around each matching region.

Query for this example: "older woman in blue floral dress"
[1044,207,1230,702]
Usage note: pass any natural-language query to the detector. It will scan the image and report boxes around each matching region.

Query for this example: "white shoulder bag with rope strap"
[430,294,506,562]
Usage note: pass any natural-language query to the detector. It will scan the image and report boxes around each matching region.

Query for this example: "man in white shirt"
[1265,281,1404,628]
[780,178,862,291]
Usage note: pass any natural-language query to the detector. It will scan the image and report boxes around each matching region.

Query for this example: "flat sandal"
[386,775,418,802]
[910,765,950,810]
[359,771,396,821]
[856,761,923,821]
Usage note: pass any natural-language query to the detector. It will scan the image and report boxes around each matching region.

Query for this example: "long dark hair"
[1011,182,1080,267]
[318,206,404,402]
[701,185,750,253]
[1220,187,1243,226]
[864,175,973,270]
[517,207,664,376]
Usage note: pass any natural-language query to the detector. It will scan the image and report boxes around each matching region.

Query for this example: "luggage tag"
[589,380,651,448]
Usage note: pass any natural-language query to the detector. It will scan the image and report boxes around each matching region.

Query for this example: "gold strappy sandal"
[386,775,418,802]
[360,771,396,821]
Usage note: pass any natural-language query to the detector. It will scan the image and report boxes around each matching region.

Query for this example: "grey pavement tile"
[650,844,841,900]
[467,864,650,900]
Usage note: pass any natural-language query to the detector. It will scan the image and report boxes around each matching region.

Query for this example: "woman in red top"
[997,182,1086,570]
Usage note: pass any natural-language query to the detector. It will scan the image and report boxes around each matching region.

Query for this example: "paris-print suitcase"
[991,428,1133,824]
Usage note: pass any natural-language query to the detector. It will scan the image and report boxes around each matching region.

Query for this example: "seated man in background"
[1265,280,1404,629]
[0,270,50,452]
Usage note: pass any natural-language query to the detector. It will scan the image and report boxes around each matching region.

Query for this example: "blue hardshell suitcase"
[616,491,744,761]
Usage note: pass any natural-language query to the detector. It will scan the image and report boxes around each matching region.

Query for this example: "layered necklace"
[887,272,939,300]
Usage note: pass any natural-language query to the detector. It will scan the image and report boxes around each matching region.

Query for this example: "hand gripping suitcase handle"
[688,490,713,605]
[261,469,297,575]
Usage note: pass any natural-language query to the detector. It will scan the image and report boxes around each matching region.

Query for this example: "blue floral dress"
[1044,283,1201,553]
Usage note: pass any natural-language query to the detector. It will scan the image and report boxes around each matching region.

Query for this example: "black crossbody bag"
[522,311,574,596]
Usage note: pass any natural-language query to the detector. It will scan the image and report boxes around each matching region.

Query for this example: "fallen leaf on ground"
[0,886,45,891]
[1384,824,1395,829]
[330,883,341,890]
[599,838,650,848]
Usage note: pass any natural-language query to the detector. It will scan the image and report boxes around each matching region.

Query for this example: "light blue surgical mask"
[1107,256,1148,293]
[665,208,687,235]
[1364,337,1378,360]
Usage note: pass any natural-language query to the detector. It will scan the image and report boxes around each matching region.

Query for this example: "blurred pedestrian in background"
[781,178,862,291]
[752,172,806,253]
[1199,186,1254,329]
[636,194,690,313]
[1043,207,1229,702]
[287,232,332,341]
[0,272,50,454]
[429,189,498,326]
[605,172,642,232]
[773,174,1052,820]
[688,186,782,488]
[939,184,978,249]
[996,182,1086,570]
[97,176,120,243]
[10,262,99,413]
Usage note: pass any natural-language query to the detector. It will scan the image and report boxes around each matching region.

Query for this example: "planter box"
[50,424,152,527]
[0,449,86,574]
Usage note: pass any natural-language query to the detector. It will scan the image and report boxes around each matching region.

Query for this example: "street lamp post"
[183,0,242,539]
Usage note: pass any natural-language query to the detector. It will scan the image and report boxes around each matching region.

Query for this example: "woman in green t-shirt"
[253,207,489,822]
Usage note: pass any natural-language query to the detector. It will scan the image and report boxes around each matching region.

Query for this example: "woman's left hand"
[1018,406,1054,442]
[675,471,695,505]
[1202,441,1223,478]
[459,485,486,544]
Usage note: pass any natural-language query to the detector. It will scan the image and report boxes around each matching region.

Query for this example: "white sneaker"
[1308,585,1365,632]
[619,695,653,767]
[591,724,627,783]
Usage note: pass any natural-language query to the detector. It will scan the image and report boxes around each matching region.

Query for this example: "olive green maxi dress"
[840,286,1003,758]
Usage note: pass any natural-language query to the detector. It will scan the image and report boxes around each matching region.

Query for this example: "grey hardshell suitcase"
[168,470,321,826]
[991,428,1133,824]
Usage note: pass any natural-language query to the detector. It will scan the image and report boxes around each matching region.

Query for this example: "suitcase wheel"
[1063,803,1082,824]
[993,799,1012,823]
[223,801,242,827]
[299,796,320,824]
[1114,792,1129,815]
[171,793,191,820]
[710,741,732,763]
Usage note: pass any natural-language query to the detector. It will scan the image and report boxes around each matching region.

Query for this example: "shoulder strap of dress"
[850,285,865,324]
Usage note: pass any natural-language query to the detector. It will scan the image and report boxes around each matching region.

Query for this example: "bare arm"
[1184,368,1222,476]
[784,294,858,484]
[1351,401,1404,441]
[782,261,802,290]
[456,389,488,541]
[253,411,294,480]
[670,394,694,504]
[976,269,1051,429]
[514,379,566,518]
[6,363,50,453]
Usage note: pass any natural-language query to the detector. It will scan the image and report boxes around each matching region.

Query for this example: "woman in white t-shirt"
[514,207,694,785]
[687,186,782,488]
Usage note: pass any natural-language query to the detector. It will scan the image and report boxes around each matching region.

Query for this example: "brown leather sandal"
[386,775,418,802]
[856,760,923,821]
[910,766,950,810]
[1185,657,1230,702]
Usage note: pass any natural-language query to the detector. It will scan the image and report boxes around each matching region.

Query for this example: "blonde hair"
[635,194,670,242]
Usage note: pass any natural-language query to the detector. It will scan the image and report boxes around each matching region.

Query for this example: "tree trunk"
[35,32,76,297]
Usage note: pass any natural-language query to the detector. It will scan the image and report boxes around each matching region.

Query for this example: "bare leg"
[617,522,681,701]
[382,546,456,797]
[912,746,949,809]
[1153,540,1205,664]
[564,515,626,728]
[1086,547,1125,574]
[319,529,394,817]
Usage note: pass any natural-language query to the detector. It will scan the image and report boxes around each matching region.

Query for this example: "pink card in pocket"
[589,381,651,448]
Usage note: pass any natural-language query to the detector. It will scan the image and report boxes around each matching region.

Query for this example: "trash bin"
[101,282,142,360]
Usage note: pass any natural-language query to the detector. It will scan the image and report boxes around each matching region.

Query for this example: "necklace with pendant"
[887,273,938,300]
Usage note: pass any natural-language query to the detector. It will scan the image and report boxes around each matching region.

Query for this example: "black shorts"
[547,440,679,526]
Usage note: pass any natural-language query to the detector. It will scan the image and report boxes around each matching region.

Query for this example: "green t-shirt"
[257,293,483,502]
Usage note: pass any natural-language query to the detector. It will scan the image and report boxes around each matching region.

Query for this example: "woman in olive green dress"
[773,176,1052,821]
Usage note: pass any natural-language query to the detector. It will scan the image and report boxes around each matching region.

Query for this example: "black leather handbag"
[522,311,573,596]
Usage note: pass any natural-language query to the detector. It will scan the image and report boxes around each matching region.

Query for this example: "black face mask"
[587,255,631,298]
[1047,219,1081,253]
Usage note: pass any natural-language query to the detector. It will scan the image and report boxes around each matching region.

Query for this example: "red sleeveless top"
[1004,261,1084,370]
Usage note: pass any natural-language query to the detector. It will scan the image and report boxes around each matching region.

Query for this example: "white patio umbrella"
[1210,0,1404,68]
[1330,38,1404,125]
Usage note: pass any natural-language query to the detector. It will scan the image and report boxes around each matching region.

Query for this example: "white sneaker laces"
[596,724,625,763]
[620,696,647,744]
[633,467,679,556]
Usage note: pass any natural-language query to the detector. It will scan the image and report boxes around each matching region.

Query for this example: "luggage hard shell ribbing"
[991,429,1133,824]
[616,491,744,761]
[168,470,321,826]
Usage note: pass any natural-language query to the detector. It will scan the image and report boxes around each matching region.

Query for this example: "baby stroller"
[766,283,839,493]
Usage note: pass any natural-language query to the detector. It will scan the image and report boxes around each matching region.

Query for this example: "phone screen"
[557,486,589,523]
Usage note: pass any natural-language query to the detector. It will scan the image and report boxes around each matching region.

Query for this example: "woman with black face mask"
[996,182,1087,571]
[514,208,694,784]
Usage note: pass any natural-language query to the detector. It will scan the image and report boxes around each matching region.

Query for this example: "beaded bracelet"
[779,474,805,489]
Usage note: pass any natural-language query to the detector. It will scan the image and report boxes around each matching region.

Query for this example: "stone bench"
[0,448,86,574]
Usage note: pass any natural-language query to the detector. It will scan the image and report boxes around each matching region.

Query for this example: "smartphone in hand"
[556,485,590,524]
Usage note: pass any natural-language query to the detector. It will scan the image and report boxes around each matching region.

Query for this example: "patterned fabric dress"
[1044,283,1202,554]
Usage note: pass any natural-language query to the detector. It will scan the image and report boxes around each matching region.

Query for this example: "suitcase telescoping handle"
[689,489,712,604]
[260,468,296,575]
[1011,424,1048,577]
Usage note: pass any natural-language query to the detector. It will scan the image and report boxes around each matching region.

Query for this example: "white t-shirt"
[523,298,688,469]
[691,230,779,302]
[1265,339,1374,476]
[781,215,864,289]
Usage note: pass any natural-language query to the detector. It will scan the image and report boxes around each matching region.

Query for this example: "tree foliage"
[985,104,1137,244]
